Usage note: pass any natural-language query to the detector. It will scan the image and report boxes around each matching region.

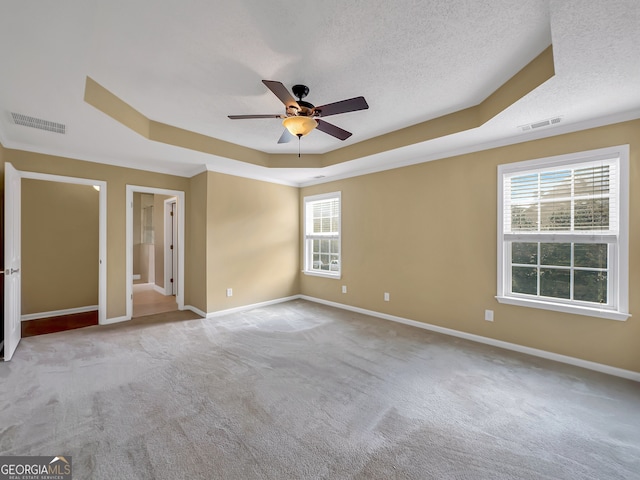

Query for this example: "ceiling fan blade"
[277,129,295,144]
[313,96,368,117]
[228,114,283,119]
[262,80,300,110]
[316,119,352,141]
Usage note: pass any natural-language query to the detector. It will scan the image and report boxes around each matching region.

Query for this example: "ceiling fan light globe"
[282,116,318,137]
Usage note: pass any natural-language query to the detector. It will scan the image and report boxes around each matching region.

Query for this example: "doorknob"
[10,268,20,274]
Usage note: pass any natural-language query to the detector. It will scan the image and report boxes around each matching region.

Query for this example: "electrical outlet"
[226,288,233,297]
[384,292,390,302]
[342,285,347,294]
[485,309,494,321]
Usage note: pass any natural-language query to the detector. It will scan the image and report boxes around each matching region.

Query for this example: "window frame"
[303,191,341,279]
[496,145,630,321]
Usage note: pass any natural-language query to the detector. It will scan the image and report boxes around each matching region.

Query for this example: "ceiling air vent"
[519,116,562,132]
[11,112,66,134]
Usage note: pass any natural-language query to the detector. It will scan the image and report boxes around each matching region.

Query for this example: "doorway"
[126,185,184,319]
[18,171,106,323]
[3,165,106,360]
[21,179,101,335]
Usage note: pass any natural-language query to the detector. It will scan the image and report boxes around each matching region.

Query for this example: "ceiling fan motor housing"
[292,84,310,100]
[289,85,319,117]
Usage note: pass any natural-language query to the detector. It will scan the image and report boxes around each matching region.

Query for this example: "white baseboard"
[184,305,207,317]
[300,296,640,382]
[153,284,168,295]
[21,305,99,322]
[204,295,301,319]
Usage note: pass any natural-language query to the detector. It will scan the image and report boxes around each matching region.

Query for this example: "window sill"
[495,296,630,321]
[303,270,341,280]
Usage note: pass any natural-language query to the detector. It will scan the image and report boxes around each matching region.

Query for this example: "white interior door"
[4,163,22,361]
[171,200,177,296]
[163,198,178,296]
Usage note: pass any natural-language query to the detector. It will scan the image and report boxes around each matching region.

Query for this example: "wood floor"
[22,310,99,337]
[21,283,178,337]
[132,283,178,318]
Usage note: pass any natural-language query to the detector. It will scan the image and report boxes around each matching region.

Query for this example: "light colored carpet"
[1,300,639,479]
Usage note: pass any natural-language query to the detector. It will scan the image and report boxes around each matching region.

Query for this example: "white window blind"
[497,146,629,321]
[304,192,341,277]
[503,158,618,242]
[306,197,340,238]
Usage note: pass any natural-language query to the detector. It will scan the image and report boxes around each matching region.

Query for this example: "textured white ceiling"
[1,0,639,185]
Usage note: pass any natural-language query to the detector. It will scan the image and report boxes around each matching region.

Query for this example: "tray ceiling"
[1,1,639,185]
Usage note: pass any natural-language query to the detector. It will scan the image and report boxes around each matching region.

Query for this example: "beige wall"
[2,149,191,319]
[132,192,142,278]
[301,119,640,373]
[205,171,299,312]
[21,179,99,314]
[153,194,173,290]
[132,192,172,288]
[185,172,208,312]
[136,193,155,284]
[2,119,638,373]
[3,147,299,323]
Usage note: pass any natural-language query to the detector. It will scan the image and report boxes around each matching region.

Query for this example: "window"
[304,192,341,278]
[497,146,629,320]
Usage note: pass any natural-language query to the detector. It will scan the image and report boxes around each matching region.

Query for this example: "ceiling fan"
[228,80,369,147]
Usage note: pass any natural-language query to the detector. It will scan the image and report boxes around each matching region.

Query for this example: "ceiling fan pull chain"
[298,137,301,158]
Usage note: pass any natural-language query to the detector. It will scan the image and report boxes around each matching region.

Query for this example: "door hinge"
[170,211,174,217]
[170,278,174,283]
[170,244,174,250]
